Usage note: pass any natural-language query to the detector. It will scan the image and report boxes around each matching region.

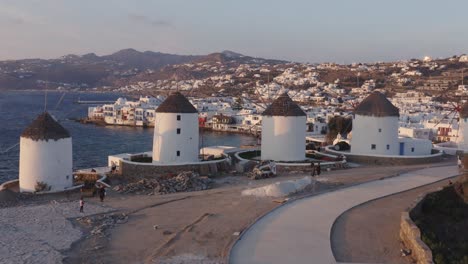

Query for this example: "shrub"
[34,181,51,192]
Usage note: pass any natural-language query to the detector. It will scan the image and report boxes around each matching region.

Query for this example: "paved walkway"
[230,165,459,264]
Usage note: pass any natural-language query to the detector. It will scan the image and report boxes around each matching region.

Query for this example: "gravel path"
[0,201,113,264]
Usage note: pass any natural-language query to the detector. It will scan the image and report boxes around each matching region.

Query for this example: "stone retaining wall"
[400,212,434,264]
[118,159,231,178]
[276,162,345,174]
[325,150,443,165]
[0,179,19,191]
[399,193,436,264]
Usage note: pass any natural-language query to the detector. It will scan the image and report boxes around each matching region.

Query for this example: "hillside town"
[3,0,468,263]
[86,53,468,151]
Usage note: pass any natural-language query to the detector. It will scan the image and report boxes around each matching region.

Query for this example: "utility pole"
[356,72,360,88]
[462,68,464,86]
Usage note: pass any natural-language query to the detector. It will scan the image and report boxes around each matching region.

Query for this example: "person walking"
[316,162,322,176]
[111,162,117,174]
[99,185,106,202]
[79,197,84,213]
[311,162,316,176]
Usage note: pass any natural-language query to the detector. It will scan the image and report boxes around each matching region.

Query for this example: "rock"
[116,172,212,195]
[94,246,103,251]
[248,163,276,180]
[163,230,172,235]
[116,216,128,224]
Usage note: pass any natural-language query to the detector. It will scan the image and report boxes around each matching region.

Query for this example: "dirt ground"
[0,158,456,264]
[331,175,459,264]
[62,162,454,264]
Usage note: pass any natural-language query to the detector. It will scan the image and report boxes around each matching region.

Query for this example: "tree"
[232,97,243,110]
[326,116,353,144]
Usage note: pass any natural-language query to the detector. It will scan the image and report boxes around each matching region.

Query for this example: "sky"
[0,0,467,63]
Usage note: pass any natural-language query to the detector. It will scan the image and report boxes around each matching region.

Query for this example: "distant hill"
[101,49,201,69]
[0,49,285,90]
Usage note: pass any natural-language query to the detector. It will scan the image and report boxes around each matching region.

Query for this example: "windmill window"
[371,144,376,150]
[177,151,180,156]
[177,115,181,121]
[378,128,382,133]
[177,128,181,134]
[386,144,390,150]
[411,147,415,152]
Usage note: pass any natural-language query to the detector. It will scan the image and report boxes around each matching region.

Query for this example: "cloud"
[128,14,172,28]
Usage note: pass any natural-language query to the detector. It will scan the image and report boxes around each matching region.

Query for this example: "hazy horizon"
[1,0,467,63]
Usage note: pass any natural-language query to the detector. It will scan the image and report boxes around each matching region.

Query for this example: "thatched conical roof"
[262,93,306,117]
[156,92,197,113]
[354,92,399,117]
[21,112,70,141]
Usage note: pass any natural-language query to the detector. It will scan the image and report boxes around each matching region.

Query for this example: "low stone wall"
[118,159,231,178]
[276,162,346,174]
[345,154,443,165]
[326,147,443,165]
[399,191,437,264]
[0,179,19,191]
[400,212,434,264]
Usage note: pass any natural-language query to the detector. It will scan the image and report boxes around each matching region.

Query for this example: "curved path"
[230,165,459,264]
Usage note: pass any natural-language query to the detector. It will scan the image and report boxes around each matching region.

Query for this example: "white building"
[152,92,199,164]
[351,92,400,155]
[399,126,433,140]
[459,54,468,62]
[19,112,73,192]
[91,96,161,127]
[261,93,306,161]
[458,102,468,152]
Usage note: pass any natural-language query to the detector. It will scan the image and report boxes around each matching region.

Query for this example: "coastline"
[76,117,260,136]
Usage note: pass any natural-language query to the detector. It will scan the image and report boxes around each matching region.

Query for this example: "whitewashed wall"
[19,137,73,192]
[398,138,433,156]
[261,116,306,161]
[458,118,468,152]
[351,115,399,155]
[153,112,199,163]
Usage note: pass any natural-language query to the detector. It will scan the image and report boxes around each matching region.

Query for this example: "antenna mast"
[44,68,49,112]
[44,85,48,112]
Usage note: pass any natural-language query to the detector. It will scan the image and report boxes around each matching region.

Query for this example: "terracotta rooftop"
[21,112,70,141]
[262,93,306,117]
[156,92,198,113]
[354,91,399,117]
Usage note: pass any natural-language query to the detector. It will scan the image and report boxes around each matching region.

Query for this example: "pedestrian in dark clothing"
[311,162,316,176]
[111,162,117,174]
[79,197,84,213]
[99,186,106,202]
[316,162,321,176]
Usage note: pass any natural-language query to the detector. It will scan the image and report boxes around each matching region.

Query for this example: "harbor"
[0,91,256,184]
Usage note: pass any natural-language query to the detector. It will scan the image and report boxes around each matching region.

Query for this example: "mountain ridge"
[0,49,287,90]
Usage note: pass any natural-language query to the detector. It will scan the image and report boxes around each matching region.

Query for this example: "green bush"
[413,186,468,263]
[34,181,51,192]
